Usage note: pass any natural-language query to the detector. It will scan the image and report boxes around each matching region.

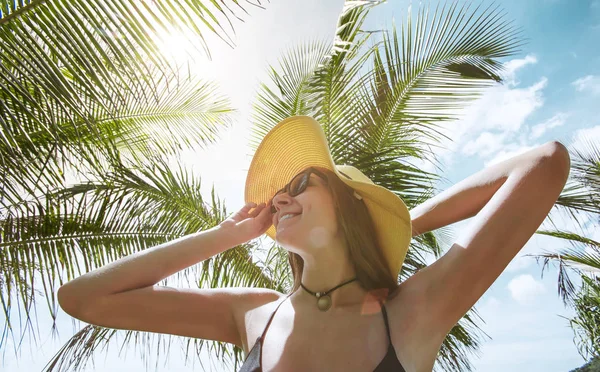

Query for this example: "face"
[270,168,340,251]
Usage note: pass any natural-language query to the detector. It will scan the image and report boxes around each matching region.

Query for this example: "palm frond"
[1,67,234,209]
[435,306,490,372]
[1,0,266,203]
[249,0,383,151]
[2,155,281,366]
[553,138,600,215]
[359,1,523,155]
[568,275,600,359]
[250,39,334,149]
[38,197,286,372]
[532,229,600,306]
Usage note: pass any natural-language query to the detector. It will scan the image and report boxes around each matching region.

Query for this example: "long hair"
[286,167,398,301]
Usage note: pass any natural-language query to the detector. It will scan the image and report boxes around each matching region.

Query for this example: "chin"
[275,230,300,250]
[276,225,333,252]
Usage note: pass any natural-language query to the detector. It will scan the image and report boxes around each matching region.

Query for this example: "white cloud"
[501,55,538,87]
[530,112,569,139]
[508,274,547,304]
[467,77,547,134]
[461,131,508,157]
[505,255,534,273]
[572,75,600,94]
[378,40,539,174]
[431,65,547,167]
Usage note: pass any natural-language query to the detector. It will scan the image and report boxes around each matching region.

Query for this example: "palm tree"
[250,1,523,370]
[0,0,275,370]
[570,356,600,372]
[1,0,532,371]
[533,138,600,361]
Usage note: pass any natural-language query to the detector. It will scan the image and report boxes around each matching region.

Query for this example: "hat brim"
[245,116,411,277]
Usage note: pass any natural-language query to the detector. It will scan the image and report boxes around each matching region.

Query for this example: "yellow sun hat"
[244,115,412,278]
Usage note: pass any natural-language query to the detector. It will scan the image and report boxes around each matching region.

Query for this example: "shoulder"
[233,288,284,319]
[232,288,285,352]
[234,287,284,305]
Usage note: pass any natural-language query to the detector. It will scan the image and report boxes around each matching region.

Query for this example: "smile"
[279,213,299,223]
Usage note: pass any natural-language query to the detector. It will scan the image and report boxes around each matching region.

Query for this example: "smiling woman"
[57,115,569,372]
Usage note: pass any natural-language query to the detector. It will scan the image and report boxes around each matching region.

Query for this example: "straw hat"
[244,116,412,277]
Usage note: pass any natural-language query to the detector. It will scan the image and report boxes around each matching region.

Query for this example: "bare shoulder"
[232,287,285,354]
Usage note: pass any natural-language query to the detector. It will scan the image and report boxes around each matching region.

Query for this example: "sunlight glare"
[154,27,216,77]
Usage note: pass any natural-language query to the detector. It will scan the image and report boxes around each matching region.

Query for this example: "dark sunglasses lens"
[290,171,310,196]
[270,170,311,214]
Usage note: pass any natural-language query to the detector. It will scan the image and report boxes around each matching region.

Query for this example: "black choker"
[300,277,358,311]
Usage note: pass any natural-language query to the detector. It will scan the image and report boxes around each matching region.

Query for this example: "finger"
[257,201,273,221]
[239,202,257,216]
[249,202,265,217]
[241,202,257,212]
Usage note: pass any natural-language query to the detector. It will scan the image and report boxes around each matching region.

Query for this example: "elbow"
[546,141,571,182]
[57,284,86,319]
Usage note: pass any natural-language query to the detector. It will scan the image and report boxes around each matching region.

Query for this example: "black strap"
[260,292,293,340]
[379,301,392,342]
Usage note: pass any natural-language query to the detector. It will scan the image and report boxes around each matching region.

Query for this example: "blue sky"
[3,0,600,371]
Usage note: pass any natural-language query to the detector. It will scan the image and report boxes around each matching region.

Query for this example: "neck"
[294,245,367,310]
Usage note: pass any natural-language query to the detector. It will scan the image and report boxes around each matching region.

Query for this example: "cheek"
[306,198,338,247]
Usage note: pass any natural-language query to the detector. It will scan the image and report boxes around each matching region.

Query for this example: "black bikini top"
[238,293,406,371]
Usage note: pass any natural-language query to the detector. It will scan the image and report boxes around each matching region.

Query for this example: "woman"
[58,116,571,372]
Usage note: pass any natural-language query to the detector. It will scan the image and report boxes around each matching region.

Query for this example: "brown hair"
[286,167,398,301]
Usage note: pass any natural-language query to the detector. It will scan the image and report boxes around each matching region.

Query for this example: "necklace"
[300,277,358,311]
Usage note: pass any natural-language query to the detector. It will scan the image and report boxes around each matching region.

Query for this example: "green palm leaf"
[359,1,522,155]
[1,0,273,366]
[568,275,600,360]
[3,155,283,371]
[1,0,266,201]
[533,229,599,306]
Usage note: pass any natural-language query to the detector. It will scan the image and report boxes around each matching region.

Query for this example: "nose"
[271,191,293,213]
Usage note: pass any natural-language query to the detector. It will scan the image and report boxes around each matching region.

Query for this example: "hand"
[218,201,273,245]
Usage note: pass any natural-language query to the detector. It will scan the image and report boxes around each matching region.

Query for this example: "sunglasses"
[270,167,329,214]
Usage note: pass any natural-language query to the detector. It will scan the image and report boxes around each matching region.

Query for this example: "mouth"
[278,213,300,225]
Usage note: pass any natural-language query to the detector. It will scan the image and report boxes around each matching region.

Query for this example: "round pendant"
[317,295,332,311]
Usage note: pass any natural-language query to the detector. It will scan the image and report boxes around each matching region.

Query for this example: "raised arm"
[391,141,570,361]
[57,201,276,348]
[409,141,570,238]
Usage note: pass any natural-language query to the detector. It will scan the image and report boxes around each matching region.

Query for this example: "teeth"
[280,214,297,222]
